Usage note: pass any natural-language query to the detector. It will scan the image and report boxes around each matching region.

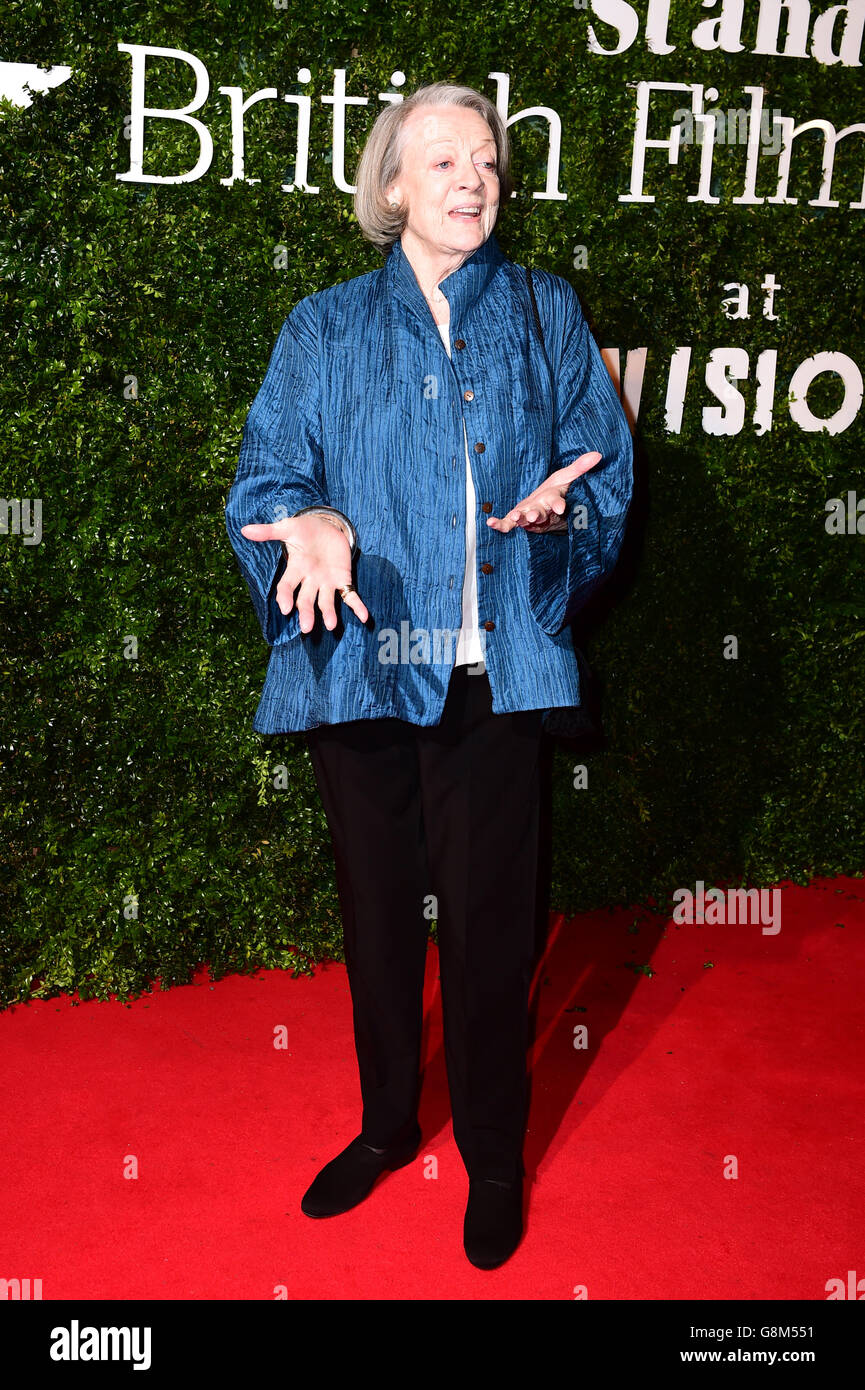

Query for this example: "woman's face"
[386,104,500,262]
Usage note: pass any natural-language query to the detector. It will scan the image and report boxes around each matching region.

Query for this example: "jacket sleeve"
[524,274,633,636]
[225,294,329,646]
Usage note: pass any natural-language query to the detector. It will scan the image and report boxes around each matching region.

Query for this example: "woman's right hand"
[240,515,369,633]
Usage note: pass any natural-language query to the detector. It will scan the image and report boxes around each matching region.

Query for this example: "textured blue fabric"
[224,231,633,733]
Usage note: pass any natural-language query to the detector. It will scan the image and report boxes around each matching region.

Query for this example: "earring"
[389,199,399,208]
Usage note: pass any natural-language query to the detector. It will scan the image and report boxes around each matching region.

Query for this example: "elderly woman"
[225,81,632,1270]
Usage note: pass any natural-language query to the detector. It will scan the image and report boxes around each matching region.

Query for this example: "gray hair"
[353,82,513,256]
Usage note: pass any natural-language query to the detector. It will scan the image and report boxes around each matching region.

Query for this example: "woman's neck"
[398,230,472,314]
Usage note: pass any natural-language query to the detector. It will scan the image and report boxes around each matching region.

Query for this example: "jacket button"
[481,562,493,574]
[483,620,496,631]
[454,338,466,349]
[463,389,474,402]
[474,441,485,453]
[481,501,493,514]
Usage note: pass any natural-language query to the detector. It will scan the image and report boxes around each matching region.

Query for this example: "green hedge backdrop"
[2,0,863,1007]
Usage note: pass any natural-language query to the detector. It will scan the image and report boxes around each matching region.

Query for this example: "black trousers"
[305,664,544,1184]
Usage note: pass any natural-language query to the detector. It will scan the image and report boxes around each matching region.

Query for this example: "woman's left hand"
[485,451,603,533]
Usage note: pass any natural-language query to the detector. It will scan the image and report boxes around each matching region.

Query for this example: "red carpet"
[1,875,862,1300]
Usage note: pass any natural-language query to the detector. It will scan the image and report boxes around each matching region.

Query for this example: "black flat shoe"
[300,1129,421,1218]
[463,1176,524,1269]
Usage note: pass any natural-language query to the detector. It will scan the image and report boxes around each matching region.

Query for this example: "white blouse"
[436,320,485,670]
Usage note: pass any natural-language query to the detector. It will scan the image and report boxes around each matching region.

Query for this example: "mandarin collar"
[385,229,506,327]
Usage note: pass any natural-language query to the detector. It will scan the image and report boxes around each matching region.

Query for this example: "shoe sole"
[464,1237,522,1270]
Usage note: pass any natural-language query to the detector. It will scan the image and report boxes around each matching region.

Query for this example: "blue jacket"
[224,230,633,733]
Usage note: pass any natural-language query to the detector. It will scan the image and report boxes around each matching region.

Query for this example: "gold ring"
[338,584,355,598]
